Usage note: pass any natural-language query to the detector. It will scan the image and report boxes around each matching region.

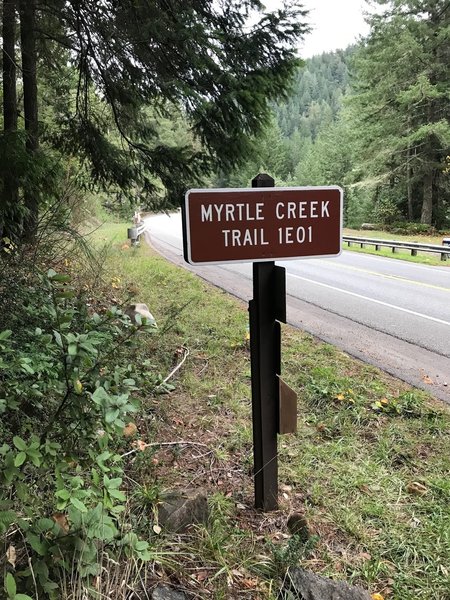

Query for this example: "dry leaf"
[422,374,433,384]
[123,422,137,437]
[133,440,150,451]
[406,481,427,496]
[6,545,16,567]
[280,484,292,492]
[52,512,69,533]
[196,570,209,582]
[242,578,259,589]
[359,552,372,561]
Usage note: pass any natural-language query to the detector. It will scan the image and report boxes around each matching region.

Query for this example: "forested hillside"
[216,48,353,189]
[221,0,450,230]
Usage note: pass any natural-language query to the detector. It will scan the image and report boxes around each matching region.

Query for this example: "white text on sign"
[200,200,330,248]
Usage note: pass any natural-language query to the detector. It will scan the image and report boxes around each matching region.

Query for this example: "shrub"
[384,221,436,235]
[0,266,158,598]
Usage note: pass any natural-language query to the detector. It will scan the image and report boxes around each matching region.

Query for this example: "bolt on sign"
[183,186,343,265]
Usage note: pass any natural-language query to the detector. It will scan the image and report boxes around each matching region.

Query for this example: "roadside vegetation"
[2,218,449,599]
[32,221,450,599]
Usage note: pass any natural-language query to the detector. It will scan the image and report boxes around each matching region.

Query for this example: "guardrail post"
[127,227,138,246]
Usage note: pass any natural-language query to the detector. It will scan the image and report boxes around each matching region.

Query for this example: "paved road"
[145,212,450,404]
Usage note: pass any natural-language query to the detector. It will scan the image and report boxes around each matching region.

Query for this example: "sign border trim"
[184,185,344,266]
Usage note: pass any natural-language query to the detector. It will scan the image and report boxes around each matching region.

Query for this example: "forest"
[223,1,450,230]
[1,0,449,243]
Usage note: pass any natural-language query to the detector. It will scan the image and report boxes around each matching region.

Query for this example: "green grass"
[91,222,450,599]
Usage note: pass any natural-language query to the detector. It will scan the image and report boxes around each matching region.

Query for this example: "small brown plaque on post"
[278,376,298,434]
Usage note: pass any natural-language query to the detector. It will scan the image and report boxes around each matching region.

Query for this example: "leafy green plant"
[267,534,319,580]
[4,573,33,600]
[0,268,159,597]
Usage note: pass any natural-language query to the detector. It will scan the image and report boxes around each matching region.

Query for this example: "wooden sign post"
[182,175,343,510]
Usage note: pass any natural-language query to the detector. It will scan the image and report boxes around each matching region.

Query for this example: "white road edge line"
[288,273,450,327]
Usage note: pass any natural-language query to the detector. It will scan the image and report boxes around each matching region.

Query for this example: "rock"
[287,513,310,542]
[158,489,208,533]
[360,223,377,231]
[125,303,156,325]
[282,567,372,600]
[152,584,187,600]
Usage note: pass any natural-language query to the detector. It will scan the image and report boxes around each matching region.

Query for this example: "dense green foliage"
[218,48,353,188]
[0,248,167,597]
[1,0,308,242]
[221,1,449,228]
[348,0,450,227]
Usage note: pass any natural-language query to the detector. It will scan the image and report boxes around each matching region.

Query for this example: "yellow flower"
[371,594,384,600]
[335,393,345,401]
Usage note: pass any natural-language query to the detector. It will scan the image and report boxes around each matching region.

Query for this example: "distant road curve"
[145,212,450,405]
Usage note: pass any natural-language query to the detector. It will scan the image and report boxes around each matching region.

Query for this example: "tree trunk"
[406,147,413,221]
[2,0,19,239]
[420,171,433,225]
[419,4,441,227]
[19,0,39,242]
[3,0,18,132]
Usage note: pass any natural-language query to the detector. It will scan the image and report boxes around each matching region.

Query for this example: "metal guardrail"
[127,221,148,245]
[343,235,450,261]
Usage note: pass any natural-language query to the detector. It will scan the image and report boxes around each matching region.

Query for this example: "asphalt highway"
[145,212,450,404]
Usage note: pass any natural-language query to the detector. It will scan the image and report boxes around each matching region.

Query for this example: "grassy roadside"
[92,223,450,600]
[343,228,450,267]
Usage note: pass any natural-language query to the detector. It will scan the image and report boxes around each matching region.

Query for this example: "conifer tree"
[350,0,450,225]
[0,0,309,241]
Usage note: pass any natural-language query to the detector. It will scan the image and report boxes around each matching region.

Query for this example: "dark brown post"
[249,173,286,511]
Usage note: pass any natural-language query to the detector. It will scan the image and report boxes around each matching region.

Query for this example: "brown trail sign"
[182,175,343,511]
[183,184,342,265]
